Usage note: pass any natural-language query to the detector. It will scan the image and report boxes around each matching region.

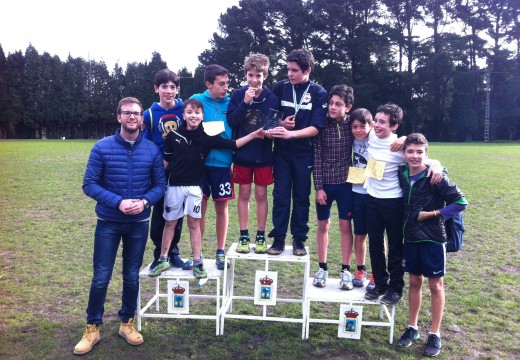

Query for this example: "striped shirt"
[313,114,353,189]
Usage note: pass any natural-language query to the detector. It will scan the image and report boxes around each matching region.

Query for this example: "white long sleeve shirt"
[363,132,404,198]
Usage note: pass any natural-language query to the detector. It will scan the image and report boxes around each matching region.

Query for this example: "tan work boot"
[119,317,144,346]
[74,324,100,355]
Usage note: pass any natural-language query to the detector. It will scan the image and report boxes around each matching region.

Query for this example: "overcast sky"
[0,0,241,73]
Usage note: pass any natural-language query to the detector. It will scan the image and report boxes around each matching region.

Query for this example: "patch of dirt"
[501,265,520,274]
[0,251,14,260]
[310,350,366,360]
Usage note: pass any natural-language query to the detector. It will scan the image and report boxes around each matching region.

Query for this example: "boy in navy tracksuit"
[227,53,279,254]
[142,69,185,272]
[266,49,328,256]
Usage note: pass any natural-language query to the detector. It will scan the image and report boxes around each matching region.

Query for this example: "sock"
[159,255,168,262]
[256,230,265,236]
[429,331,441,337]
[409,325,419,330]
[319,262,328,271]
[216,249,225,255]
[193,258,203,267]
[240,229,249,237]
[342,264,350,272]
[357,265,366,271]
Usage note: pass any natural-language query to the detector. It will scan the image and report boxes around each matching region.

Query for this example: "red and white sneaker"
[353,269,367,287]
[366,273,376,291]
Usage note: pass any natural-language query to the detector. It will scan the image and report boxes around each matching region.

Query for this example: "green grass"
[0,140,519,359]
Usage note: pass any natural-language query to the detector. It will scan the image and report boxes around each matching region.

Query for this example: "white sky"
[0,0,241,73]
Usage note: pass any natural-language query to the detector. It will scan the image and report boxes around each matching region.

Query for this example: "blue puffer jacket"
[83,129,167,223]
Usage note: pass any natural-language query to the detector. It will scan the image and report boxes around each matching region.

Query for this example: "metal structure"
[484,72,491,143]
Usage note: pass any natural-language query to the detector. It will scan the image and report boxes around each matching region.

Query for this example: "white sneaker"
[340,269,353,290]
[313,268,328,288]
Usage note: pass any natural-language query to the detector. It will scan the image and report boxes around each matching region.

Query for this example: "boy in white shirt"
[364,103,442,305]
[363,103,407,305]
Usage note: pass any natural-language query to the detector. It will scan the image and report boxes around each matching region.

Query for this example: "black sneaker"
[380,288,402,305]
[149,259,159,271]
[364,286,387,300]
[292,240,307,256]
[424,334,442,357]
[267,238,285,255]
[398,327,420,347]
[169,254,185,268]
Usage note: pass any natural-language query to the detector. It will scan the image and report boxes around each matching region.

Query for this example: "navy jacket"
[83,130,166,223]
[271,80,328,156]
[228,86,278,167]
[398,164,468,244]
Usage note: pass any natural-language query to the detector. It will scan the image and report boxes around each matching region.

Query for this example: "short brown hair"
[183,99,204,113]
[117,97,143,114]
[404,133,429,151]
[204,64,229,84]
[244,53,270,77]
[350,108,373,126]
[376,103,403,126]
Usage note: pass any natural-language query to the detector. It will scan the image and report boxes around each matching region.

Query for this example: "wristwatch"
[142,199,149,209]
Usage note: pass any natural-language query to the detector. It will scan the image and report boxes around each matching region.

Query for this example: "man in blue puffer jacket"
[74,97,166,355]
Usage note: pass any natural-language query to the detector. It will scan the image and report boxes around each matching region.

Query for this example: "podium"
[137,261,227,335]
[304,278,396,343]
[220,243,310,339]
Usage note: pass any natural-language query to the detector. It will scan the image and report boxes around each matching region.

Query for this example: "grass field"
[0,140,519,360]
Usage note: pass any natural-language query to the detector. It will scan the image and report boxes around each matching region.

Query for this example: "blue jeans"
[86,219,148,324]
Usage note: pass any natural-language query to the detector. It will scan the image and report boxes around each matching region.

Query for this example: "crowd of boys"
[76,48,468,358]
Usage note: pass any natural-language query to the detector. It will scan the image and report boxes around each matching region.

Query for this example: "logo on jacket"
[304,93,312,103]
[159,114,180,139]
[245,109,262,130]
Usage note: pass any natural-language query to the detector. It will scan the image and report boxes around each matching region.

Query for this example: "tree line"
[0,0,518,141]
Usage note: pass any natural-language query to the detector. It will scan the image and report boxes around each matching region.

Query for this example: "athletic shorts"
[163,185,203,221]
[202,165,235,201]
[403,241,446,278]
[232,164,273,186]
[352,192,368,235]
[315,183,354,221]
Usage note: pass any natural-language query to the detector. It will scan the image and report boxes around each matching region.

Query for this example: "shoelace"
[403,327,416,339]
[340,270,352,281]
[124,324,136,333]
[83,326,97,340]
[354,270,365,280]
[426,334,440,346]
[315,269,327,280]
